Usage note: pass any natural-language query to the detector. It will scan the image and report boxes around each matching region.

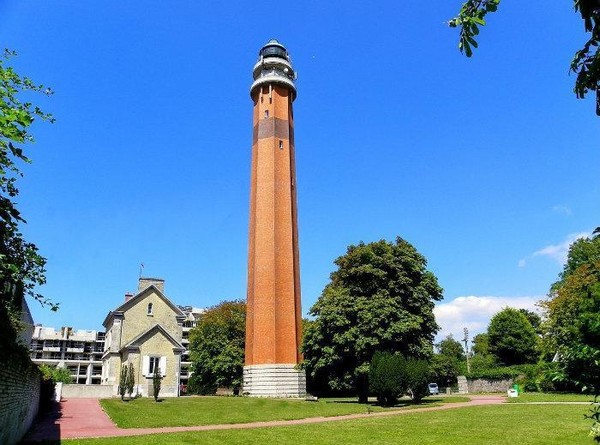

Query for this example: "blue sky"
[3,1,598,340]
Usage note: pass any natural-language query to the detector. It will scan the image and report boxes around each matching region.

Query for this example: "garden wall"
[61,384,114,399]
[0,359,41,445]
[457,375,514,393]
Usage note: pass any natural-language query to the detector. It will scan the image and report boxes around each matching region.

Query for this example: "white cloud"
[433,295,541,342]
[518,231,591,268]
[531,231,590,264]
[552,205,572,216]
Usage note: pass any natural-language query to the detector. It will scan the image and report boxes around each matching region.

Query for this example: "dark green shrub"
[405,359,431,404]
[369,352,406,406]
[152,367,162,402]
[119,364,128,400]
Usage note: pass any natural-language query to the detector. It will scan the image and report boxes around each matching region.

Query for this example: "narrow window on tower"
[279,140,284,150]
[269,97,272,104]
[147,303,153,316]
[264,110,269,118]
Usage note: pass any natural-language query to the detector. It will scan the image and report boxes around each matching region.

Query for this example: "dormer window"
[147,303,153,315]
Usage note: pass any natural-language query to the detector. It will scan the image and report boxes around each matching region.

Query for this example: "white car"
[428,383,439,395]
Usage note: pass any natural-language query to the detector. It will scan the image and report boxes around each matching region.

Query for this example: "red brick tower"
[243,40,305,397]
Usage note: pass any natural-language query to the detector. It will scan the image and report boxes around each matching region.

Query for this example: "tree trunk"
[357,374,369,404]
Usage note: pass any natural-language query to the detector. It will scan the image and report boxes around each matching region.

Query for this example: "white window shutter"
[160,356,166,376]
[142,356,149,377]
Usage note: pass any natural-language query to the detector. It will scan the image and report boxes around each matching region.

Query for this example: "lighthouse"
[243,40,306,397]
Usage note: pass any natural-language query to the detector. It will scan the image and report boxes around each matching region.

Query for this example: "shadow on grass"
[324,397,453,409]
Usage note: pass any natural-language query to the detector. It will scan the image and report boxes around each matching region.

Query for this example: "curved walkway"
[24,395,505,441]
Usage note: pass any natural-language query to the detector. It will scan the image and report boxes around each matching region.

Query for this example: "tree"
[449,0,600,115]
[118,364,128,401]
[0,49,56,362]
[188,300,245,395]
[519,309,542,335]
[405,358,431,404]
[431,335,465,386]
[470,332,497,372]
[541,234,600,361]
[39,364,72,384]
[302,237,443,403]
[369,352,406,406]
[126,362,135,399]
[539,233,600,441]
[152,366,162,402]
[472,333,490,356]
[488,307,538,366]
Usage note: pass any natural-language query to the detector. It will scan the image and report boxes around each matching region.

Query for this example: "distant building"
[101,278,204,397]
[30,325,105,385]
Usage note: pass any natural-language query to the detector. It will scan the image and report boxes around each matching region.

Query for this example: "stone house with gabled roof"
[101,278,186,397]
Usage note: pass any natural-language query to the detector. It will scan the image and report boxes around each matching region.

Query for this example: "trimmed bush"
[370,352,406,406]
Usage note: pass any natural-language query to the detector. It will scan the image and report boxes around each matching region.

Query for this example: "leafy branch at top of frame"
[449,1,600,114]
[448,0,500,58]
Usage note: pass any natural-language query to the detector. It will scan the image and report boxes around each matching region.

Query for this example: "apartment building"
[30,325,105,385]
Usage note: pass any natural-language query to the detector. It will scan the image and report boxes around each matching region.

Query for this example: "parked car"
[428,383,439,395]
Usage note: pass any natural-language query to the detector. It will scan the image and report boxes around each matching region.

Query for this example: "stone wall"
[61,384,115,399]
[0,359,41,445]
[459,376,514,393]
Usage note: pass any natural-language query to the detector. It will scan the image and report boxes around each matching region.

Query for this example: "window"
[264,110,269,118]
[149,357,160,375]
[143,355,166,377]
[147,303,153,315]
[279,140,284,150]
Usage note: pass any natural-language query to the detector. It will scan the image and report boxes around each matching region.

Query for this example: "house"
[101,277,191,397]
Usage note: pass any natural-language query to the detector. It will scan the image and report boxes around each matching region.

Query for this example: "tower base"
[242,364,306,398]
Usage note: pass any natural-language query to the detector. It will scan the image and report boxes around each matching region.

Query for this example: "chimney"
[125,293,134,302]
[138,277,165,293]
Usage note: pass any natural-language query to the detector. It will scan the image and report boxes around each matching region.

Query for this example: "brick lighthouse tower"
[243,40,306,397]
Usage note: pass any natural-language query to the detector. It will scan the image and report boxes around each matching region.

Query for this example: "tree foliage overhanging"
[0,49,55,360]
[188,300,246,395]
[302,237,443,402]
[450,0,600,115]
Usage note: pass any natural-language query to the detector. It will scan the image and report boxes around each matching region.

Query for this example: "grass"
[508,392,595,403]
[100,396,469,428]
[62,404,591,445]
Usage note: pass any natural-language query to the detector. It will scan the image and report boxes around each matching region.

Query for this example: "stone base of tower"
[242,364,306,398]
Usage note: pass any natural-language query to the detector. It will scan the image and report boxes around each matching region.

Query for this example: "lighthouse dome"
[259,39,288,59]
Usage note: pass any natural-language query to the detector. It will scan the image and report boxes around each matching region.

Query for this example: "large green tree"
[302,237,443,403]
[450,0,600,115]
[487,307,538,366]
[431,335,465,386]
[0,49,55,361]
[540,232,600,441]
[188,300,245,395]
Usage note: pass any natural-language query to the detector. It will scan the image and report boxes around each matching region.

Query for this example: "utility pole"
[463,327,471,374]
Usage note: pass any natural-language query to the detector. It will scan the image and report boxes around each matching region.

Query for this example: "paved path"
[24,395,505,441]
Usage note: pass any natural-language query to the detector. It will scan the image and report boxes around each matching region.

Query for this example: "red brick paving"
[23,395,506,441]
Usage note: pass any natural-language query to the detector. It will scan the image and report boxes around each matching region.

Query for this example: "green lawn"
[64,404,591,445]
[508,392,595,403]
[100,396,468,428]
